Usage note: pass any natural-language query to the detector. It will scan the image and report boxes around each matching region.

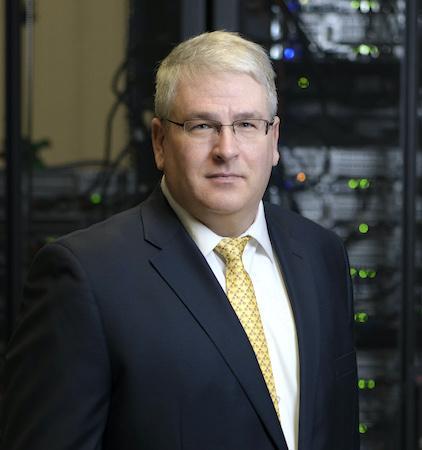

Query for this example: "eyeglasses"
[165,118,274,141]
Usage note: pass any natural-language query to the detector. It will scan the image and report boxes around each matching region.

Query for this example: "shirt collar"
[161,177,276,262]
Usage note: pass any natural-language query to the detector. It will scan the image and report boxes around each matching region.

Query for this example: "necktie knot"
[214,236,251,264]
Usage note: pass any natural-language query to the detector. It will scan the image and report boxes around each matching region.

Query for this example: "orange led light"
[296,172,306,183]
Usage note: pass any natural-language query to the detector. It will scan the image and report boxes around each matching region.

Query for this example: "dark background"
[2,1,421,448]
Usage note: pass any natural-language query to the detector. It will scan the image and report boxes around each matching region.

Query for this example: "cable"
[272,0,327,58]
[83,12,134,201]
[83,88,127,198]
[100,144,132,201]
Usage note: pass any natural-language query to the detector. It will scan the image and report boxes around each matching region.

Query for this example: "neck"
[160,178,259,237]
[197,210,256,237]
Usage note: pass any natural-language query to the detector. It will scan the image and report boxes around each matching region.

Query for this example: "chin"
[200,199,249,216]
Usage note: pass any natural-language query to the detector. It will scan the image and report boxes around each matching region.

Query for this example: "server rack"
[227,1,418,449]
[2,2,421,449]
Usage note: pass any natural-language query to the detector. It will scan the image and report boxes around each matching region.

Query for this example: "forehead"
[170,72,269,118]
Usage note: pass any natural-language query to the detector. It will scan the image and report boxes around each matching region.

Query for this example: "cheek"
[272,148,280,166]
[164,147,203,181]
[254,150,277,175]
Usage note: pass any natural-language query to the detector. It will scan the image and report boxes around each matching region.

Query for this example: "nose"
[211,125,239,161]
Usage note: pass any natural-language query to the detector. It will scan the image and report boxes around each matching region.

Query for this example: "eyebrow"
[233,111,266,120]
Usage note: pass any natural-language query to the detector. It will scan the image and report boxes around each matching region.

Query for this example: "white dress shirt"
[161,178,300,450]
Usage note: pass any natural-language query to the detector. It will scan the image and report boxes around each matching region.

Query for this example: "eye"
[186,120,215,132]
[194,123,212,130]
[236,120,258,129]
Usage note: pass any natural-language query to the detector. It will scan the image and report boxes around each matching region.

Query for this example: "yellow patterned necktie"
[215,236,279,417]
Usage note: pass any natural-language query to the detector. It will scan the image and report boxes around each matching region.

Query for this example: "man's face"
[151,72,280,234]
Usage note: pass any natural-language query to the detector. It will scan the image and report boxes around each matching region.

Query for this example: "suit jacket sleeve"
[1,242,111,450]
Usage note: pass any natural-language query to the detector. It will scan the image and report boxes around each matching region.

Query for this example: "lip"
[206,173,244,179]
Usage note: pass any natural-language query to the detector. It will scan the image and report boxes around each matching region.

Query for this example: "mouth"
[206,173,244,180]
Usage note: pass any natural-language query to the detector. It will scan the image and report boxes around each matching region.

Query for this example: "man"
[1,31,359,450]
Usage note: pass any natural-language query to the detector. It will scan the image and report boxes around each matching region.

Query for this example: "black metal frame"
[181,0,207,39]
[400,0,420,448]
[5,0,23,339]
[212,0,239,31]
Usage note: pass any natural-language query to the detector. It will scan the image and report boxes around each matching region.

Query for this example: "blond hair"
[154,30,277,118]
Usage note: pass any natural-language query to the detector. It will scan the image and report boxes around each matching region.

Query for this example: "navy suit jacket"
[1,187,359,450]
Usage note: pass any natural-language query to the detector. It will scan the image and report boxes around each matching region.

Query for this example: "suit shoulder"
[52,205,143,259]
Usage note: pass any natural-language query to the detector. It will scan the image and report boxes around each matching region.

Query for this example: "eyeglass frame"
[164,118,275,137]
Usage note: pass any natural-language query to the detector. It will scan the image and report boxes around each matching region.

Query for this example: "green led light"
[369,0,380,12]
[358,379,366,389]
[359,223,369,234]
[45,236,56,243]
[298,76,310,89]
[359,269,368,279]
[359,178,370,189]
[359,423,368,434]
[360,0,371,12]
[90,193,102,205]
[367,379,376,389]
[350,267,358,278]
[350,0,360,9]
[368,270,377,279]
[355,312,368,323]
[358,44,371,56]
[370,45,380,57]
[348,178,359,189]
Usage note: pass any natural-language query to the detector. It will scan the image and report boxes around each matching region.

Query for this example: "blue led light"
[284,179,295,190]
[287,0,300,12]
[284,47,295,60]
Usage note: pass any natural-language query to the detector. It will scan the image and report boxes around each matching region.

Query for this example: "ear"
[271,116,280,166]
[151,117,166,171]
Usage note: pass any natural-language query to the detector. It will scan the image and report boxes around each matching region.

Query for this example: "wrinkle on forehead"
[170,72,271,120]
[178,110,268,121]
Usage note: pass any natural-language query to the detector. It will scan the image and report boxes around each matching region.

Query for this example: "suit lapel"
[265,205,321,450]
[140,188,288,450]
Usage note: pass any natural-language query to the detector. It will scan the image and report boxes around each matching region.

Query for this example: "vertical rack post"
[400,0,419,448]
[5,0,23,339]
